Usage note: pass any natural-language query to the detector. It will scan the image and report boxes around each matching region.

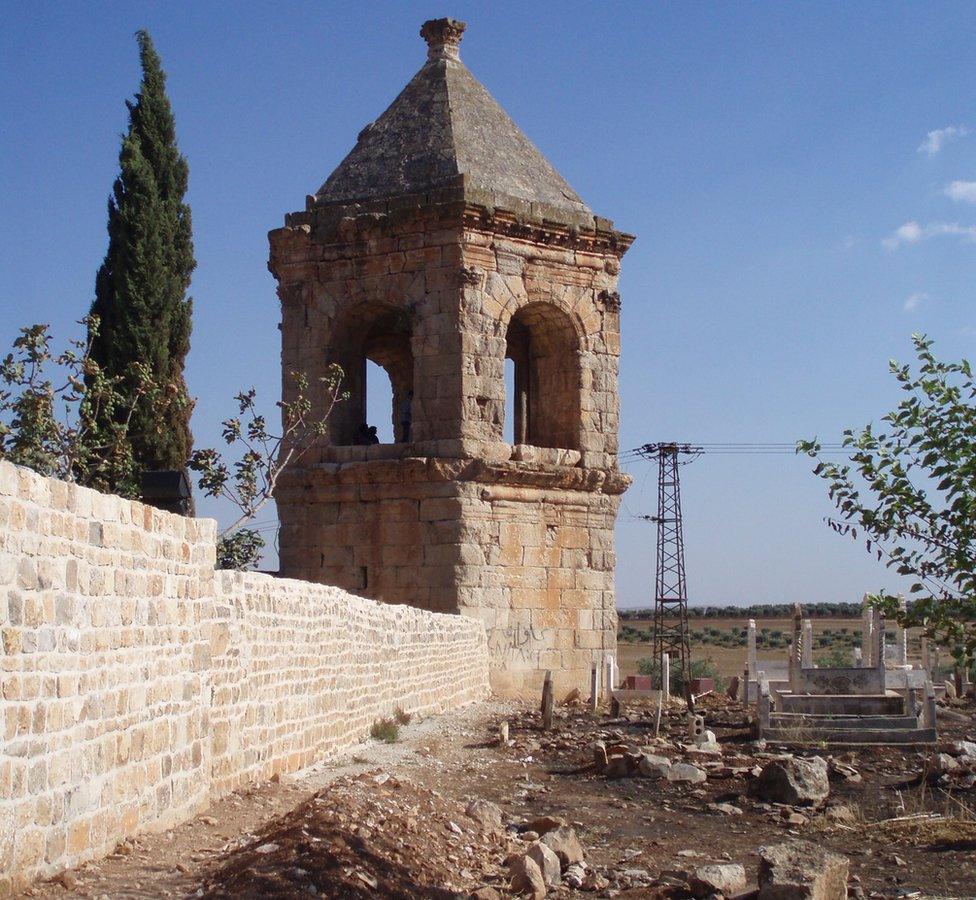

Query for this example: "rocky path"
[19,696,976,898]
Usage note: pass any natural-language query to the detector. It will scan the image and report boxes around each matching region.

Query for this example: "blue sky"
[2,2,974,607]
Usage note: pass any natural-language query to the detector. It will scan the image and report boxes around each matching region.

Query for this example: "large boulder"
[526,842,561,887]
[689,863,747,897]
[638,753,671,778]
[509,854,546,899]
[753,756,829,805]
[465,799,503,831]
[667,763,707,784]
[758,840,849,899]
[539,826,585,869]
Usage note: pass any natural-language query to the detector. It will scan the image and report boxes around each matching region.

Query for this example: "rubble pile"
[196,772,520,898]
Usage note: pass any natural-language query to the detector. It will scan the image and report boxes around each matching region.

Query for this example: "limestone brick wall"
[276,456,623,699]
[0,461,489,891]
[0,461,216,891]
[209,570,489,797]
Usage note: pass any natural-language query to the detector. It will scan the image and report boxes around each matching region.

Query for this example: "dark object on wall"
[140,469,193,516]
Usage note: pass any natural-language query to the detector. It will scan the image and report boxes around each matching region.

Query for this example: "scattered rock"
[525,815,566,836]
[823,804,857,825]
[509,854,547,899]
[783,811,808,827]
[752,756,829,805]
[564,687,582,704]
[758,840,849,899]
[582,870,608,891]
[57,871,79,890]
[470,888,502,900]
[638,753,671,778]
[667,763,707,784]
[605,754,639,778]
[828,760,861,783]
[689,862,747,897]
[709,802,744,816]
[727,675,741,700]
[954,740,976,759]
[254,842,279,854]
[592,741,609,771]
[527,841,562,887]
[540,825,585,869]
[465,799,504,831]
[564,863,586,888]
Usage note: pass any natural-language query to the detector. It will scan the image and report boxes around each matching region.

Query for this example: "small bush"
[393,706,412,725]
[818,645,854,668]
[370,718,399,743]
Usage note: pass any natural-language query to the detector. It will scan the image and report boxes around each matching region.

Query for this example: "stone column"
[896,595,908,666]
[758,676,771,733]
[853,647,862,667]
[921,636,930,676]
[661,652,670,703]
[747,618,758,675]
[802,619,814,669]
[861,596,874,668]
[790,604,802,689]
[604,656,616,700]
[746,619,758,700]
[876,610,886,672]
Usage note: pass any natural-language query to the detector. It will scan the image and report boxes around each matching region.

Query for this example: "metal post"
[642,443,697,694]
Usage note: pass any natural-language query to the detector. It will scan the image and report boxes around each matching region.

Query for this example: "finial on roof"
[420,17,466,61]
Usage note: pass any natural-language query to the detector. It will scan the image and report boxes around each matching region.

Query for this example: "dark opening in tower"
[503,302,581,450]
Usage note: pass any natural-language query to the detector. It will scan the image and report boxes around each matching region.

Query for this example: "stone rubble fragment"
[539,826,585,869]
[465,799,504,831]
[688,862,748,897]
[526,841,562,887]
[667,763,708,784]
[752,756,829,805]
[758,839,849,899]
[509,853,546,899]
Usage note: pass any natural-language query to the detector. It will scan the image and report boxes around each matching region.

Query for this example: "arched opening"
[366,360,395,443]
[503,302,581,450]
[329,307,414,446]
[503,357,517,444]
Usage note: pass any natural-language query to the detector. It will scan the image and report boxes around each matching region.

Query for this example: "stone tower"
[269,18,633,697]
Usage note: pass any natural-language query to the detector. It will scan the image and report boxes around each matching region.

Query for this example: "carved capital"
[460,265,483,286]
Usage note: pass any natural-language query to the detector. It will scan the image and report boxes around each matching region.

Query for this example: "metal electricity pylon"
[635,442,700,693]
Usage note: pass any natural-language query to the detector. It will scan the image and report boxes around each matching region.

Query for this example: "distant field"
[615,616,928,680]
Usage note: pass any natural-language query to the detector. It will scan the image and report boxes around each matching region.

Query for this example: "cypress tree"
[89,29,194,477]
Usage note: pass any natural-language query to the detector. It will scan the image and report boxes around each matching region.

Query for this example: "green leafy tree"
[799,335,976,664]
[189,368,345,570]
[0,317,171,496]
[89,30,194,481]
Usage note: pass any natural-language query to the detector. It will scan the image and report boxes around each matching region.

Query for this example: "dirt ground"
[20,694,976,899]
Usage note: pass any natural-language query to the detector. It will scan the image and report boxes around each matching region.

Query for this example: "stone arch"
[503,301,582,450]
[328,302,414,445]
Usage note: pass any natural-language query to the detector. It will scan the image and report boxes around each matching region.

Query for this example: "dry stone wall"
[0,461,489,892]
[209,570,488,797]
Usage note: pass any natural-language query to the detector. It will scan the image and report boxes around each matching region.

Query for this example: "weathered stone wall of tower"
[271,195,630,698]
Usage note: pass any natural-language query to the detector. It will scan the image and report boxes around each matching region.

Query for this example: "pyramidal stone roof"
[314,19,591,216]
